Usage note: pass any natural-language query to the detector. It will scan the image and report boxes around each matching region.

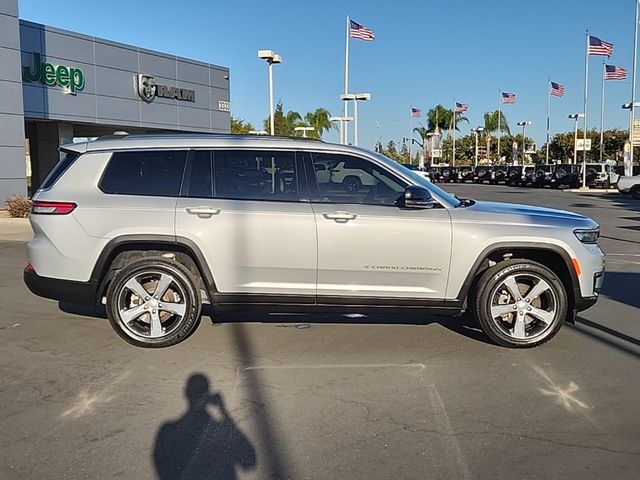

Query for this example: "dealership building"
[0,0,231,202]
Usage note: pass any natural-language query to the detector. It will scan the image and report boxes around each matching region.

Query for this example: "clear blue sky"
[18,0,638,148]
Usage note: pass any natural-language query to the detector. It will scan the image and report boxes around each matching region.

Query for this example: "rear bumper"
[24,268,98,306]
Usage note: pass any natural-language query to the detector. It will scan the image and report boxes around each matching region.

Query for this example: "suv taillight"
[31,201,77,215]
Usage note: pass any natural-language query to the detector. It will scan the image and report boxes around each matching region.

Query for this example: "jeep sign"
[22,52,85,94]
[135,74,195,103]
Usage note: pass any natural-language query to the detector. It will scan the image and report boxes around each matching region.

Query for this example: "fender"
[446,241,581,310]
[91,234,218,303]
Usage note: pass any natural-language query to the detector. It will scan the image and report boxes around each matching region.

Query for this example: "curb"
[564,189,619,194]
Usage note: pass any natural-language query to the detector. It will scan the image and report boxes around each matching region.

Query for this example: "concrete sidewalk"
[0,212,32,241]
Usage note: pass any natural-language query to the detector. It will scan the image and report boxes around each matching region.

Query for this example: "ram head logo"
[136,74,156,103]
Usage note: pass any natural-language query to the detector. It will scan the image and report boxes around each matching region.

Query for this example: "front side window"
[310,153,406,205]
[214,150,298,201]
[100,150,187,197]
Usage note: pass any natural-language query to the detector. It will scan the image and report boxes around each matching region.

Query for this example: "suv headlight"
[574,228,599,244]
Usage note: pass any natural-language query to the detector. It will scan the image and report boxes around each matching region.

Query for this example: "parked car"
[24,134,604,349]
[474,166,493,184]
[440,166,458,183]
[617,174,640,199]
[550,164,581,189]
[493,166,509,185]
[534,165,553,188]
[506,166,522,186]
[328,160,376,192]
[457,166,475,183]
[585,161,619,189]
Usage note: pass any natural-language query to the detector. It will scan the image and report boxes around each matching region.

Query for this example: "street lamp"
[471,127,485,167]
[257,50,282,136]
[294,126,315,138]
[340,93,371,146]
[330,116,353,144]
[568,113,585,166]
[516,121,531,165]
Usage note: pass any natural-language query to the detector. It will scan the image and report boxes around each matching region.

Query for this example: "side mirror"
[403,185,437,209]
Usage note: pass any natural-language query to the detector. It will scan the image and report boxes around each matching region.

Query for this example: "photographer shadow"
[154,374,256,480]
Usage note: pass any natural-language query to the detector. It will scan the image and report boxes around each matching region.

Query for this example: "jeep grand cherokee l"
[24,134,605,348]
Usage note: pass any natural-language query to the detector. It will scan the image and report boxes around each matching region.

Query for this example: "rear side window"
[100,150,187,197]
[39,151,79,190]
[214,150,298,201]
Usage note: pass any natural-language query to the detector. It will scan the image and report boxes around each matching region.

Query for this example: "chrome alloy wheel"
[116,270,187,339]
[489,273,558,341]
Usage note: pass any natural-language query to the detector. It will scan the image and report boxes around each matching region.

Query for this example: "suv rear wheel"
[474,259,567,348]
[105,258,202,348]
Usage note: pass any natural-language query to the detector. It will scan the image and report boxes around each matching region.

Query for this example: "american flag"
[350,19,375,41]
[605,64,627,80]
[455,102,468,112]
[501,92,516,104]
[550,81,565,97]
[411,107,421,117]
[588,36,613,57]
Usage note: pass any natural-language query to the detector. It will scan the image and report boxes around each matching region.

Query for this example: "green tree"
[230,116,255,134]
[483,110,510,160]
[263,101,303,136]
[303,108,336,139]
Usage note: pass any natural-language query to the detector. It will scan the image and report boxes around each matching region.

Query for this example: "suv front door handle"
[322,211,357,223]
[185,206,221,216]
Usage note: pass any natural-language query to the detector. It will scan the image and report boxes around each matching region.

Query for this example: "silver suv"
[24,134,605,348]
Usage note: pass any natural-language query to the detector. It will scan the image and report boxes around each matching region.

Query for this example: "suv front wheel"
[105,258,202,348]
[474,259,567,348]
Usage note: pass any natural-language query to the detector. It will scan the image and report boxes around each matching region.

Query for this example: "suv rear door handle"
[185,207,221,216]
[323,211,356,223]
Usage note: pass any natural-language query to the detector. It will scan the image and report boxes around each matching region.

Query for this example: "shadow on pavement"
[600,271,640,309]
[154,374,256,480]
[570,319,640,360]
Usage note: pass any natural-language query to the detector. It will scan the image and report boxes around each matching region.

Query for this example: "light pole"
[471,127,485,167]
[257,50,282,136]
[294,126,315,138]
[622,102,640,176]
[340,93,371,146]
[568,113,584,165]
[516,121,531,164]
[330,116,353,144]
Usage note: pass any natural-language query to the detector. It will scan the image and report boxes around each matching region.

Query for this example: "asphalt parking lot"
[1,186,639,479]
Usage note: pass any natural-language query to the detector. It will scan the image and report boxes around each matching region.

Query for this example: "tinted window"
[100,151,187,197]
[214,150,298,201]
[184,150,213,198]
[40,151,79,190]
[311,153,406,205]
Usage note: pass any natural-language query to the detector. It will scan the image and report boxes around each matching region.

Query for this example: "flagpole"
[452,99,457,167]
[343,15,350,145]
[582,29,589,187]
[409,107,412,163]
[546,76,551,164]
[630,0,639,175]
[497,90,501,162]
[600,60,606,162]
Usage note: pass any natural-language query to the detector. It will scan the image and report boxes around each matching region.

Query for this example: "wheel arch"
[91,235,217,304]
[455,242,580,318]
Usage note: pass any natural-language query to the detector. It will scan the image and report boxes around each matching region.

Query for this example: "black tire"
[602,179,610,189]
[554,168,566,180]
[586,168,597,183]
[106,258,202,348]
[473,259,567,348]
[343,176,362,193]
[631,185,640,199]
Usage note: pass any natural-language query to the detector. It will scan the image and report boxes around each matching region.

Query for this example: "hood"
[465,200,597,228]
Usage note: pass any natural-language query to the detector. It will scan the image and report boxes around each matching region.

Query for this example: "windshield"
[369,151,462,207]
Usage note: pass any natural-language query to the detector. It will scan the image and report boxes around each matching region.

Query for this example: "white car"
[617,175,640,199]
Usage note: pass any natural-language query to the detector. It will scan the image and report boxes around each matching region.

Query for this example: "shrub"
[5,195,31,218]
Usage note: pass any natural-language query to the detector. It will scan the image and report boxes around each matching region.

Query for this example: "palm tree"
[413,105,468,163]
[483,110,510,160]
[304,108,336,139]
